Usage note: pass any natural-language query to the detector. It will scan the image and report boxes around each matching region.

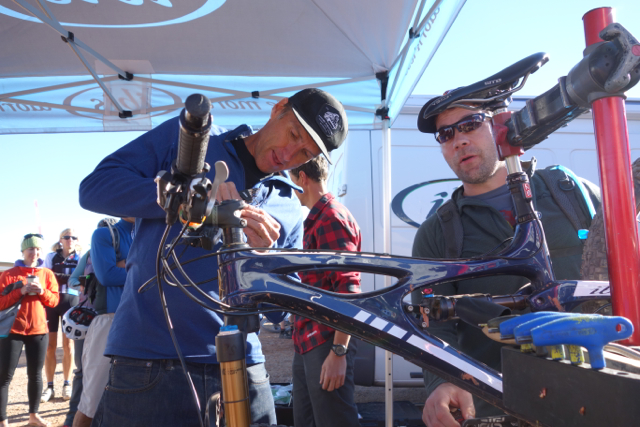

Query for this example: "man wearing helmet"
[413,93,600,427]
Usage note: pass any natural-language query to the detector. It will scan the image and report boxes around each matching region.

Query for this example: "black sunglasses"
[62,236,78,240]
[24,233,43,240]
[435,113,489,144]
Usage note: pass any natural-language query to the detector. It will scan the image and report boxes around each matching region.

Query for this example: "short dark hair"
[290,156,329,183]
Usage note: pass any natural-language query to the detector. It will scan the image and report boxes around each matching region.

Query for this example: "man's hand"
[422,383,475,427]
[240,205,280,248]
[214,181,281,248]
[319,351,347,392]
[116,259,126,268]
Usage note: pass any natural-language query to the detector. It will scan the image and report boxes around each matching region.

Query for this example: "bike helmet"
[62,305,97,340]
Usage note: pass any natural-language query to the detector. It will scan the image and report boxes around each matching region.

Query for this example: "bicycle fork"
[216,325,251,427]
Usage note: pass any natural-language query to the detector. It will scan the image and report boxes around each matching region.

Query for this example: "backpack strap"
[85,219,121,313]
[536,166,593,234]
[436,199,464,258]
[104,222,121,260]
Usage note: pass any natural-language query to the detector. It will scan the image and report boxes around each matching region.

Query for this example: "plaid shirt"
[293,193,361,354]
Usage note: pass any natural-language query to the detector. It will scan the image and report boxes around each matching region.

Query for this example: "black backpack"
[436,164,595,258]
[83,219,120,314]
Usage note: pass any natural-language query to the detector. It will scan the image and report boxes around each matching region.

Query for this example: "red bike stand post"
[583,7,640,345]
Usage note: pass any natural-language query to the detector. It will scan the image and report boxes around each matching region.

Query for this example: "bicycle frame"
[215,178,608,419]
[157,17,640,423]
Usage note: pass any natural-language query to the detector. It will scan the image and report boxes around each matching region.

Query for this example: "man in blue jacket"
[78,88,348,427]
[72,217,134,427]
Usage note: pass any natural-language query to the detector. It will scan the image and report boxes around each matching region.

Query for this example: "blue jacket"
[91,219,134,314]
[79,117,303,364]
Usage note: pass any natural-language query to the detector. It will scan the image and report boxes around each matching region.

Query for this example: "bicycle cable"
[155,222,205,427]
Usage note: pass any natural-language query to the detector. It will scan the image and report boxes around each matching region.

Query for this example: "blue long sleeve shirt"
[91,219,134,314]
[68,252,88,289]
[79,117,303,364]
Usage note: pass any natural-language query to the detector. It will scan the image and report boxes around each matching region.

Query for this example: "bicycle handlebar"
[177,94,212,177]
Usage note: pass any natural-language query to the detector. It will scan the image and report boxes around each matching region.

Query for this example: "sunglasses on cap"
[435,113,490,144]
[62,236,78,240]
[24,233,44,240]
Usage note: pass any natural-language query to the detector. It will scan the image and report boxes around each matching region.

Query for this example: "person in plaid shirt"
[289,156,361,427]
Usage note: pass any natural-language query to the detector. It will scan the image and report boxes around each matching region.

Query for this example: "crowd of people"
[0,85,601,427]
[0,219,132,427]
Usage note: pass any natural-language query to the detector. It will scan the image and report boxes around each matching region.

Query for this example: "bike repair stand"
[583,7,640,345]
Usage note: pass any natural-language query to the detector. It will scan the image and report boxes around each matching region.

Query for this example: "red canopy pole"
[583,7,640,345]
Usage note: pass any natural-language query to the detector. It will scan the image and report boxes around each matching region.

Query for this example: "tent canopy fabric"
[0,0,466,134]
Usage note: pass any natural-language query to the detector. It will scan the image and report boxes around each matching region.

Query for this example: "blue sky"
[1,0,639,262]
[413,0,640,99]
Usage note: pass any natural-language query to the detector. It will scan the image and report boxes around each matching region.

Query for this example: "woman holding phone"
[0,233,59,427]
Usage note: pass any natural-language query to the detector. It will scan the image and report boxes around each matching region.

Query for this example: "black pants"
[292,339,359,427]
[64,338,84,425]
[45,293,79,332]
[0,333,48,420]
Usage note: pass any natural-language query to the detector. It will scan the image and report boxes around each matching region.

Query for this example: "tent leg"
[381,117,394,427]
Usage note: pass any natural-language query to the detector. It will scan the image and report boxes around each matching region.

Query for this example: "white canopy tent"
[0,0,465,133]
[0,1,467,423]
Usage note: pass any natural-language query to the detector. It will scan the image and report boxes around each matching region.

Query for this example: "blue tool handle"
[499,311,582,340]
[513,313,580,344]
[531,315,634,369]
[499,312,556,339]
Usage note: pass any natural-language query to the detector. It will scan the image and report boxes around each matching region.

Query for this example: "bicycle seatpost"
[492,111,539,225]
[492,110,524,175]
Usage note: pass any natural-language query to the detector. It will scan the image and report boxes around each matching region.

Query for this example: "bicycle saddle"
[418,52,550,133]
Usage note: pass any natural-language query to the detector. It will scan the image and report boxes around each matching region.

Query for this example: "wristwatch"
[331,344,348,356]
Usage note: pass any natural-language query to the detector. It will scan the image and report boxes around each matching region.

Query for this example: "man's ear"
[270,98,289,120]
[297,171,307,186]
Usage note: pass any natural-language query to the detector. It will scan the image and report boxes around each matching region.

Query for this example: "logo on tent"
[63,85,182,120]
[0,0,225,28]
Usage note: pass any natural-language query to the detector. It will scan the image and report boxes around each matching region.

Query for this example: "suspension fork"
[216,325,251,427]
[216,229,253,427]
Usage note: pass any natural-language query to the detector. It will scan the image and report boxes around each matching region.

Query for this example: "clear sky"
[413,0,640,99]
[1,0,639,262]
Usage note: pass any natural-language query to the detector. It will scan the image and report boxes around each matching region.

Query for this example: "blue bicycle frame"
[216,198,608,414]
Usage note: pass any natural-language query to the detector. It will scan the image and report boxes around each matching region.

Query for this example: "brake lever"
[209,161,229,205]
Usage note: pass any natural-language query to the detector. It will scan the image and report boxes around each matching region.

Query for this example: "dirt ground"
[6,327,427,427]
